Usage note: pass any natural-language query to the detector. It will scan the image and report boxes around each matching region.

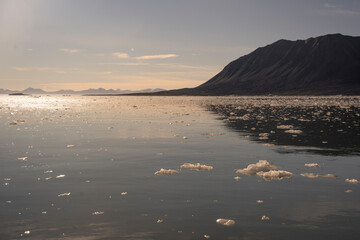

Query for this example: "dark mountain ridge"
[153,33,360,95]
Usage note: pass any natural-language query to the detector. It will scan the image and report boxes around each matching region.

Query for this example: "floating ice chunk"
[216,218,235,226]
[58,192,71,197]
[259,133,270,137]
[300,173,336,179]
[234,176,241,181]
[121,192,127,195]
[181,163,213,171]
[277,125,293,129]
[345,178,359,184]
[183,136,188,139]
[156,219,163,223]
[262,143,275,147]
[284,129,303,134]
[66,145,75,148]
[261,215,270,221]
[17,157,28,161]
[345,189,353,193]
[256,200,264,203]
[42,211,47,214]
[154,168,179,175]
[304,163,320,168]
[235,160,277,176]
[257,170,293,181]
[44,170,53,173]
[92,211,104,215]
[45,177,52,180]
[24,230,30,235]
[56,174,66,178]
[204,235,211,239]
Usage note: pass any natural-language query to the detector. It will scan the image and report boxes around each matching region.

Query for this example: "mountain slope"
[157,34,360,95]
[196,33,360,95]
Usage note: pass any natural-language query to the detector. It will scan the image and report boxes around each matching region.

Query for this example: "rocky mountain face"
[162,34,360,95]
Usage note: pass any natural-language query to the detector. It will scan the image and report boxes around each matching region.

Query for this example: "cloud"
[322,3,360,16]
[100,62,149,66]
[59,48,82,53]
[13,66,80,74]
[112,52,130,59]
[112,52,179,60]
[324,3,336,9]
[134,54,179,60]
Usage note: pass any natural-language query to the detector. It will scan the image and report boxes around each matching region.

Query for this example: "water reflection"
[0,95,359,239]
[208,96,360,155]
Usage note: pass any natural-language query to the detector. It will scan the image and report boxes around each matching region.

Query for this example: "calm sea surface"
[0,95,359,240]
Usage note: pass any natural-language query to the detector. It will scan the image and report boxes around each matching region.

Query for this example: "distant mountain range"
[149,33,360,95]
[0,87,165,95]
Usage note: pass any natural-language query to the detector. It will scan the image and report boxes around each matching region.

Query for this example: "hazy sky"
[0,0,359,91]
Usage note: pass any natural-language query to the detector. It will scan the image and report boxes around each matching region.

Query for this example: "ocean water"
[0,95,359,240]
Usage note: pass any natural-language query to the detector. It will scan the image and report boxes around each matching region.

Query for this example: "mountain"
[23,87,47,94]
[155,33,360,95]
[0,88,166,95]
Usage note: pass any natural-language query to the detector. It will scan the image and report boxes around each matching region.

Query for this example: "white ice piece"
[304,163,320,168]
[181,163,213,171]
[216,218,235,226]
[154,168,179,175]
[58,192,71,197]
[257,170,293,181]
[235,160,277,175]
[301,173,336,179]
[345,178,359,184]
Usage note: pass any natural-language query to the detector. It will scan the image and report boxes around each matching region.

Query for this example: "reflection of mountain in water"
[208,97,360,155]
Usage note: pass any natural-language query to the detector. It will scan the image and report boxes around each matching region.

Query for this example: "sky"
[0,0,359,91]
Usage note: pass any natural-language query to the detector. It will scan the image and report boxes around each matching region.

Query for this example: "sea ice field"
[0,95,359,240]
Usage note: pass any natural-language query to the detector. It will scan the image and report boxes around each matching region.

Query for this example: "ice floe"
[235,160,277,175]
[56,174,66,178]
[277,125,293,129]
[154,168,179,175]
[216,218,235,226]
[256,200,264,203]
[284,129,303,134]
[66,144,75,148]
[304,163,320,168]
[234,176,241,181]
[180,163,213,171]
[17,157,28,161]
[261,215,270,221]
[257,170,293,181]
[345,178,359,184]
[58,192,71,197]
[300,173,336,179]
[92,211,104,215]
